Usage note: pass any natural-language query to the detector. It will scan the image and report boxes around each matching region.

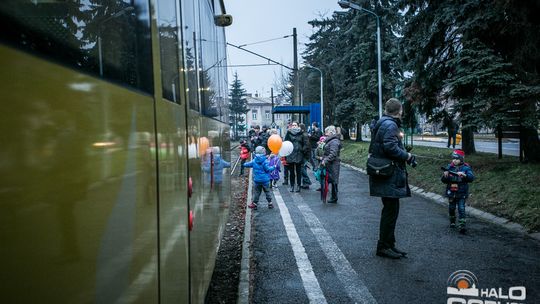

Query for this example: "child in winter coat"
[268,153,281,188]
[314,136,327,191]
[243,146,276,210]
[239,140,250,176]
[315,136,327,166]
[441,149,475,234]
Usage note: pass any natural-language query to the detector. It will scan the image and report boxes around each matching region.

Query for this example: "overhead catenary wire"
[226,42,294,71]
[222,63,280,68]
[237,35,292,48]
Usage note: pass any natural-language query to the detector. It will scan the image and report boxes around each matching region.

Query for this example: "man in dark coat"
[446,118,459,149]
[250,125,261,151]
[260,125,271,154]
[299,123,312,189]
[369,98,415,259]
[309,122,323,167]
[284,122,309,192]
[320,125,341,203]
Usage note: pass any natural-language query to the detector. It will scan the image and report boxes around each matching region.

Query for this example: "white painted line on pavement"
[292,194,378,304]
[274,189,328,304]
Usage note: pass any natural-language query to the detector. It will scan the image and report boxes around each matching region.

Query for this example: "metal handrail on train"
[230,144,241,176]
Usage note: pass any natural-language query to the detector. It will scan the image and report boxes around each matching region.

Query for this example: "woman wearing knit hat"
[441,149,475,234]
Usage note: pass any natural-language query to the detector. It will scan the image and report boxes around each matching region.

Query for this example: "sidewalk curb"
[341,163,540,242]
[237,170,253,304]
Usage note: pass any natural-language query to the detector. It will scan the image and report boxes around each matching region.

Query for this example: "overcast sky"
[225,1,341,97]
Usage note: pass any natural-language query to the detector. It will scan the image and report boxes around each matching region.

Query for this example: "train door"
[153,0,190,302]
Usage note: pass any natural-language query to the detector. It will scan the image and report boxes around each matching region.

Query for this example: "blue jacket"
[202,154,230,183]
[441,162,475,198]
[243,154,276,185]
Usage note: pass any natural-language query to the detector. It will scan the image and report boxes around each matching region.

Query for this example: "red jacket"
[240,146,250,160]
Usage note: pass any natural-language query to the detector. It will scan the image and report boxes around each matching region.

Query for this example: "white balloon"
[279,141,294,157]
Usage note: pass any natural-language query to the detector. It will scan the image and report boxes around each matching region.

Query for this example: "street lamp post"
[305,65,324,130]
[337,1,383,118]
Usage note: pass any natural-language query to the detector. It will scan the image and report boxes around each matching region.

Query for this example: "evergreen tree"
[303,0,402,133]
[228,72,248,140]
[399,0,540,158]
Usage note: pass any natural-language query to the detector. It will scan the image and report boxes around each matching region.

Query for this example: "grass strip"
[341,140,540,232]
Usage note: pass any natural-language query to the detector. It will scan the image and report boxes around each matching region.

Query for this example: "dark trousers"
[289,162,302,186]
[301,162,312,186]
[284,164,289,180]
[252,183,272,204]
[240,159,247,175]
[330,183,338,200]
[378,197,400,250]
[449,197,466,220]
[448,132,457,148]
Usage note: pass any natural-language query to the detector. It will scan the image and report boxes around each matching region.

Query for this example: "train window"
[214,0,229,123]
[198,0,220,119]
[0,1,154,94]
[181,0,200,112]
[157,0,181,103]
[216,27,229,123]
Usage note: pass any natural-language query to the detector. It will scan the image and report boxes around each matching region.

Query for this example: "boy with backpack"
[243,146,276,210]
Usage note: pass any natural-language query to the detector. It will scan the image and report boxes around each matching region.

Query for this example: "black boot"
[376,248,401,259]
[328,183,338,203]
[390,247,408,257]
[449,216,456,228]
[458,219,467,234]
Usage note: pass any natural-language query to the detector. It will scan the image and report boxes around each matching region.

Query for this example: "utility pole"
[293,28,299,108]
[271,87,275,124]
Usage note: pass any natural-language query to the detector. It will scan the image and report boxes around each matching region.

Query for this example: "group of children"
[239,134,331,210]
[240,139,475,234]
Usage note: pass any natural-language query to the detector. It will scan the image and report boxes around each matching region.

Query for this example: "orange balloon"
[268,134,283,154]
[198,137,209,157]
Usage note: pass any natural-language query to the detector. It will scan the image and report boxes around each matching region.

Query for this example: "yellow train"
[0,1,233,303]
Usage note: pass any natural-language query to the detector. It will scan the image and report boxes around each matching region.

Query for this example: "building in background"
[244,93,291,137]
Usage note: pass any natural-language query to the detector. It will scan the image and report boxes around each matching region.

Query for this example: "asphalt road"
[249,165,540,303]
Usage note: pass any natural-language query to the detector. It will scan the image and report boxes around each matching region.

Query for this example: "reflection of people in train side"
[202,147,230,204]
[187,131,201,191]
[34,106,89,262]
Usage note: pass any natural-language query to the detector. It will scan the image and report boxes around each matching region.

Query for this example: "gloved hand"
[407,154,417,168]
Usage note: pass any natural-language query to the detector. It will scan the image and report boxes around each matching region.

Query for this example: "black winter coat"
[260,131,270,154]
[322,135,341,183]
[368,115,411,198]
[285,128,309,164]
[309,128,323,148]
